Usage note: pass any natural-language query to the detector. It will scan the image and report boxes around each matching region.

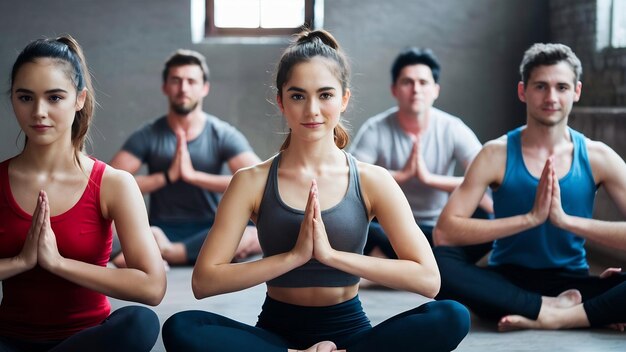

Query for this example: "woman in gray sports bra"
[162,29,470,352]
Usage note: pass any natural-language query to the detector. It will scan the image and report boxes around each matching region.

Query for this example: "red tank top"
[0,158,112,340]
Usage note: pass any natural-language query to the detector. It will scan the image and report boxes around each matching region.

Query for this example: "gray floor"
[110,265,626,352]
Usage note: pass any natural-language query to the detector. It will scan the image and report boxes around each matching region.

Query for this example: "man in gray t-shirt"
[110,49,260,265]
[350,47,491,256]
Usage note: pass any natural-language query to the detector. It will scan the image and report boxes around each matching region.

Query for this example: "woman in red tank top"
[0,35,166,352]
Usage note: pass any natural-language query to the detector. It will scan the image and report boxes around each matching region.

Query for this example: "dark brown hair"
[275,29,350,150]
[11,35,95,165]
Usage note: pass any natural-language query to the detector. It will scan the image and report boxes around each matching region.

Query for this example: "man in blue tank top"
[109,50,261,266]
[433,43,626,331]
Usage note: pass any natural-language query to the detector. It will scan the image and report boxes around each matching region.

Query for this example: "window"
[598,0,626,49]
[205,0,320,37]
[611,0,626,47]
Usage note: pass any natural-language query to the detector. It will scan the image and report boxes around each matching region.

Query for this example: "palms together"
[293,180,334,265]
[20,190,63,271]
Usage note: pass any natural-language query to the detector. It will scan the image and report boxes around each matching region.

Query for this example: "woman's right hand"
[291,181,317,264]
[18,191,45,269]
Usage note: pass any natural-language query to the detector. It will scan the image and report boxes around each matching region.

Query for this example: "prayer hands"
[21,191,63,271]
[529,157,569,228]
[399,136,431,184]
[292,180,334,265]
[19,191,45,269]
[167,130,196,184]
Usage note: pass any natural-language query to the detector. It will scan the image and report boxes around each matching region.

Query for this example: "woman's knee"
[162,310,212,346]
[110,306,160,351]
[426,300,471,347]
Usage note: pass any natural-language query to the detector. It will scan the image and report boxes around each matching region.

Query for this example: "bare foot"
[498,314,541,332]
[234,226,262,261]
[289,341,339,352]
[151,227,187,265]
[542,289,582,309]
[498,304,589,332]
[152,226,174,253]
[111,252,127,268]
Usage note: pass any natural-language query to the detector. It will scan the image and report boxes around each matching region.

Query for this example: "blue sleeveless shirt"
[256,152,369,287]
[489,127,597,270]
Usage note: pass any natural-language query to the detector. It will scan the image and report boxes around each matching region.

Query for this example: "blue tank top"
[490,127,597,270]
[256,152,369,287]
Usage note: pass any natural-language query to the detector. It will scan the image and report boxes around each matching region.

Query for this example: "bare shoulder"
[585,138,626,180]
[354,160,394,187]
[482,135,508,155]
[585,138,617,159]
[354,160,400,214]
[227,156,275,212]
[231,156,273,186]
[468,135,507,167]
[101,164,137,191]
[98,164,143,219]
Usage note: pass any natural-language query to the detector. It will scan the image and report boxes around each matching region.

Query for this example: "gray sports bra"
[256,151,369,287]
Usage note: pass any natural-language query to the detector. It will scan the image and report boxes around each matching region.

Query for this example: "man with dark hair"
[350,47,491,258]
[110,49,261,266]
[434,43,626,331]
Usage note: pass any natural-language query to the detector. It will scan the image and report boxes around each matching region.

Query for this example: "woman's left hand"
[311,180,335,264]
[37,191,64,272]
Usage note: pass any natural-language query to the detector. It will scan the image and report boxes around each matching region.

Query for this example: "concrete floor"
[110,265,626,352]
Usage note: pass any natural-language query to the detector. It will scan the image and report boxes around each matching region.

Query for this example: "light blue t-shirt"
[350,107,482,226]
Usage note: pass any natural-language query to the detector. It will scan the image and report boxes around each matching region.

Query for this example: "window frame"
[205,0,316,37]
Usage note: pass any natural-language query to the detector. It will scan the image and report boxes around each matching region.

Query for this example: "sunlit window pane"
[260,0,305,28]
[613,0,626,47]
[214,0,260,28]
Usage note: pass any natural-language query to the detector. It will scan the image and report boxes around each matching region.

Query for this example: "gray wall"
[0,0,549,163]
[550,0,626,106]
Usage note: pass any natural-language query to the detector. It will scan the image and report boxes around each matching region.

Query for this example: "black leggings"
[162,295,470,352]
[434,244,626,326]
[364,208,492,258]
[0,306,160,352]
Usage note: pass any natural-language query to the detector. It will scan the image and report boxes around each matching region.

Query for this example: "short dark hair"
[391,47,441,84]
[519,43,582,86]
[162,49,210,83]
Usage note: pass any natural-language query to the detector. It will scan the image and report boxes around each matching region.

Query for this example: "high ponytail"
[275,29,351,150]
[11,35,95,165]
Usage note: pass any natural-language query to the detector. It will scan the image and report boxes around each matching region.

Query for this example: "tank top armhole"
[88,158,107,218]
[257,153,281,223]
[569,128,598,191]
[345,152,369,220]
[498,128,521,191]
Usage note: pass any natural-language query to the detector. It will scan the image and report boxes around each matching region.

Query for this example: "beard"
[171,100,199,115]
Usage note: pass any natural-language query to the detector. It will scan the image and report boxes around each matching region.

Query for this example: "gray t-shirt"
[349,107,481,226]
[122,113,253,223]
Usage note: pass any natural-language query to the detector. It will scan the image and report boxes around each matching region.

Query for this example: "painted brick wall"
[551,0,626,106]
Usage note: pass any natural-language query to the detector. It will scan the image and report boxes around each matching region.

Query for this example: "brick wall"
[551,0,626,106]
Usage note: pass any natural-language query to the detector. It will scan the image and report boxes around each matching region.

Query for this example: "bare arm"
[38,168,166,306]
[434,140,549,246]
[316,163,441,298]
[550,141,626,251]
[109,150,168,194]
[191,162,309,299]
[183,151,261,193]
[0,192,45,280]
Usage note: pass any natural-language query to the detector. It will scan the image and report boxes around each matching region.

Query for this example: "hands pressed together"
[166,130,197,184]
[398,136,431,184]
[18,190,63,272]
[528,157,569,228]
[291,180,336,266]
